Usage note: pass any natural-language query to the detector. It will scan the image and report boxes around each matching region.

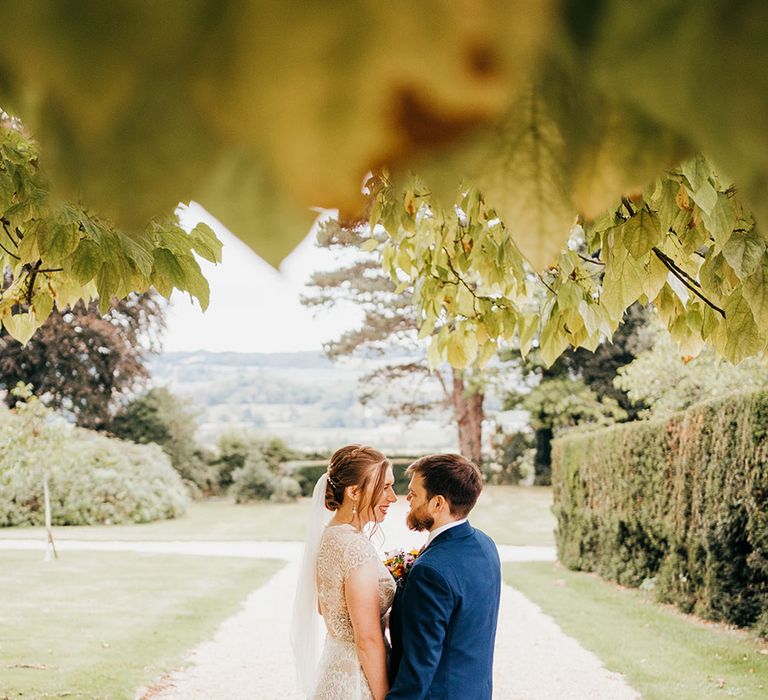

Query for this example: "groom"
[388,454,501,699]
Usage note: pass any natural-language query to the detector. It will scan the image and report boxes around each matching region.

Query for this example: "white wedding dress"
[313,523,396,699]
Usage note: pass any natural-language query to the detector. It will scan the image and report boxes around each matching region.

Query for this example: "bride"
[291,445,397,699]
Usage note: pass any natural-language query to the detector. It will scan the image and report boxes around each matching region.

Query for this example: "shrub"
[552,390,768,633]
[222,435,302,503]
[110,387,218,496]
[486,429,533,484]
[229,454,302,504]
[211,433,299,491]
[0,402,187,527]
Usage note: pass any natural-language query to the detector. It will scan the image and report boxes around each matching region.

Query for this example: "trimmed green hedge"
[552,390,768,634]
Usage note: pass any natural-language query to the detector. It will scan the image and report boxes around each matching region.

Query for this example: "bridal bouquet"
[384,548,422,587]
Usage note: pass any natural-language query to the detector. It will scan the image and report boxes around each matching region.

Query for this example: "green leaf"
[189,222,223,263]
[151,248,187,298]
[601,239,645,318]
[539,311,570,367]
[32,290,54,320]
[360,237,379,253]
[37,221,81,265]
[722,228,764,279]
[717,289,764,364]
[518,313,537,358]
[446,331,470,369]
[427,335,443,368]
[16,223,39,262]
[120,234,155,278]
[176,254,210,310]
[3,312,40,345]
[96,262,121,313]
[478,83,574,271]
[742,252,768,328]
[642,252,668,300]
[69,239,103,284]
[621,209,662,259]
[700,193,736,249]
[682,156,712,194]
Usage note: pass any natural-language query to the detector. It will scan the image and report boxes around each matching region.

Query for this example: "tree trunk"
[451,372,484,465]
[533,425,553,485]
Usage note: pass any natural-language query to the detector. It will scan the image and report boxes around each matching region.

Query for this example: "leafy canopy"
[0,1,765,272]
[0,118,222,342]
[1,2,768,367]
[368,156,767,366]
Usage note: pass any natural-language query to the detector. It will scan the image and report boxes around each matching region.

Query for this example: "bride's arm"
[346,561,389,700]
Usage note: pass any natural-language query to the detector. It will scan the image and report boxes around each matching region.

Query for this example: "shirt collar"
[427,518,468,545]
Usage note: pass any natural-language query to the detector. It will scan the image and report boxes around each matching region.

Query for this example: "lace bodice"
[316,524,396,642]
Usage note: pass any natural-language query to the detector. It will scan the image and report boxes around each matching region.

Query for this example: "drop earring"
[352,496,357,517]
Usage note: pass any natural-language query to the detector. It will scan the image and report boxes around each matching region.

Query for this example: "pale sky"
[163,202,362,353]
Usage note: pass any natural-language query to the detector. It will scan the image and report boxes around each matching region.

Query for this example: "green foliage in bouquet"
[552,390,768,634]
[0,395,187,527]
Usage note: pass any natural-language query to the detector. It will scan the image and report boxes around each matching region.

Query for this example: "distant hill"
[150,350,457,453]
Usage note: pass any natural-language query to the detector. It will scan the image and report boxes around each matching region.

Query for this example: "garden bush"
[552,390,768,634]
[110,388,219,496]
[0,402,187,527]
[217,434,302,502]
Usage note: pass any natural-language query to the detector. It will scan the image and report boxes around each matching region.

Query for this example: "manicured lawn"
[0,486,556,546]
[0,550,283,700]
[471,485,555,546]
[0,498,310,542]
[504,562,768,700]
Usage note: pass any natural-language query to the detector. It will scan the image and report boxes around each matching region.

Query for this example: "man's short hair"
[406,453,483,517]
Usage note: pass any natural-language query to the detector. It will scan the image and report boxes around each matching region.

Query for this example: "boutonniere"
[384,548,422,587]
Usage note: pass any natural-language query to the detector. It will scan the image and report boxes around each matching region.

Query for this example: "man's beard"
[407,504,434,532]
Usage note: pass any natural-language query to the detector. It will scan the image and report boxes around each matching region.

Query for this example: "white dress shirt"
[426,518,468,546]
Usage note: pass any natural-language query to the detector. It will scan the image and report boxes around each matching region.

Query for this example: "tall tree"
[302,219,486,464]
[0,290,164,429]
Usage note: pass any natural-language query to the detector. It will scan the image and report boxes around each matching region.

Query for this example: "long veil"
[290,473,330,696]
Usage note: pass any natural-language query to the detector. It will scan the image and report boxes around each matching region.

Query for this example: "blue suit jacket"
[387,521,501,700]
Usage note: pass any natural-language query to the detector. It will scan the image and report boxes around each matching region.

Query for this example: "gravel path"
[3,502,639,700]
[134,554,639,700]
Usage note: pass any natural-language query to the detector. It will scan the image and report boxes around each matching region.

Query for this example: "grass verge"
[504,562,768,700]
[0,550,283,699]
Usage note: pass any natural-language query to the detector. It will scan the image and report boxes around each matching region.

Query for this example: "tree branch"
[578,253,605,266]
[0,240,20,260]
[25,260,41,305]
[442,246,479,315]
[621,196,636,218]
[651,247,725,318]
[537,271,556,295]
[2,218,18,248]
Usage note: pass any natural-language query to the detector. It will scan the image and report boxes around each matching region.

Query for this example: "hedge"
[552,390,768,634]
[0,406,188,527]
